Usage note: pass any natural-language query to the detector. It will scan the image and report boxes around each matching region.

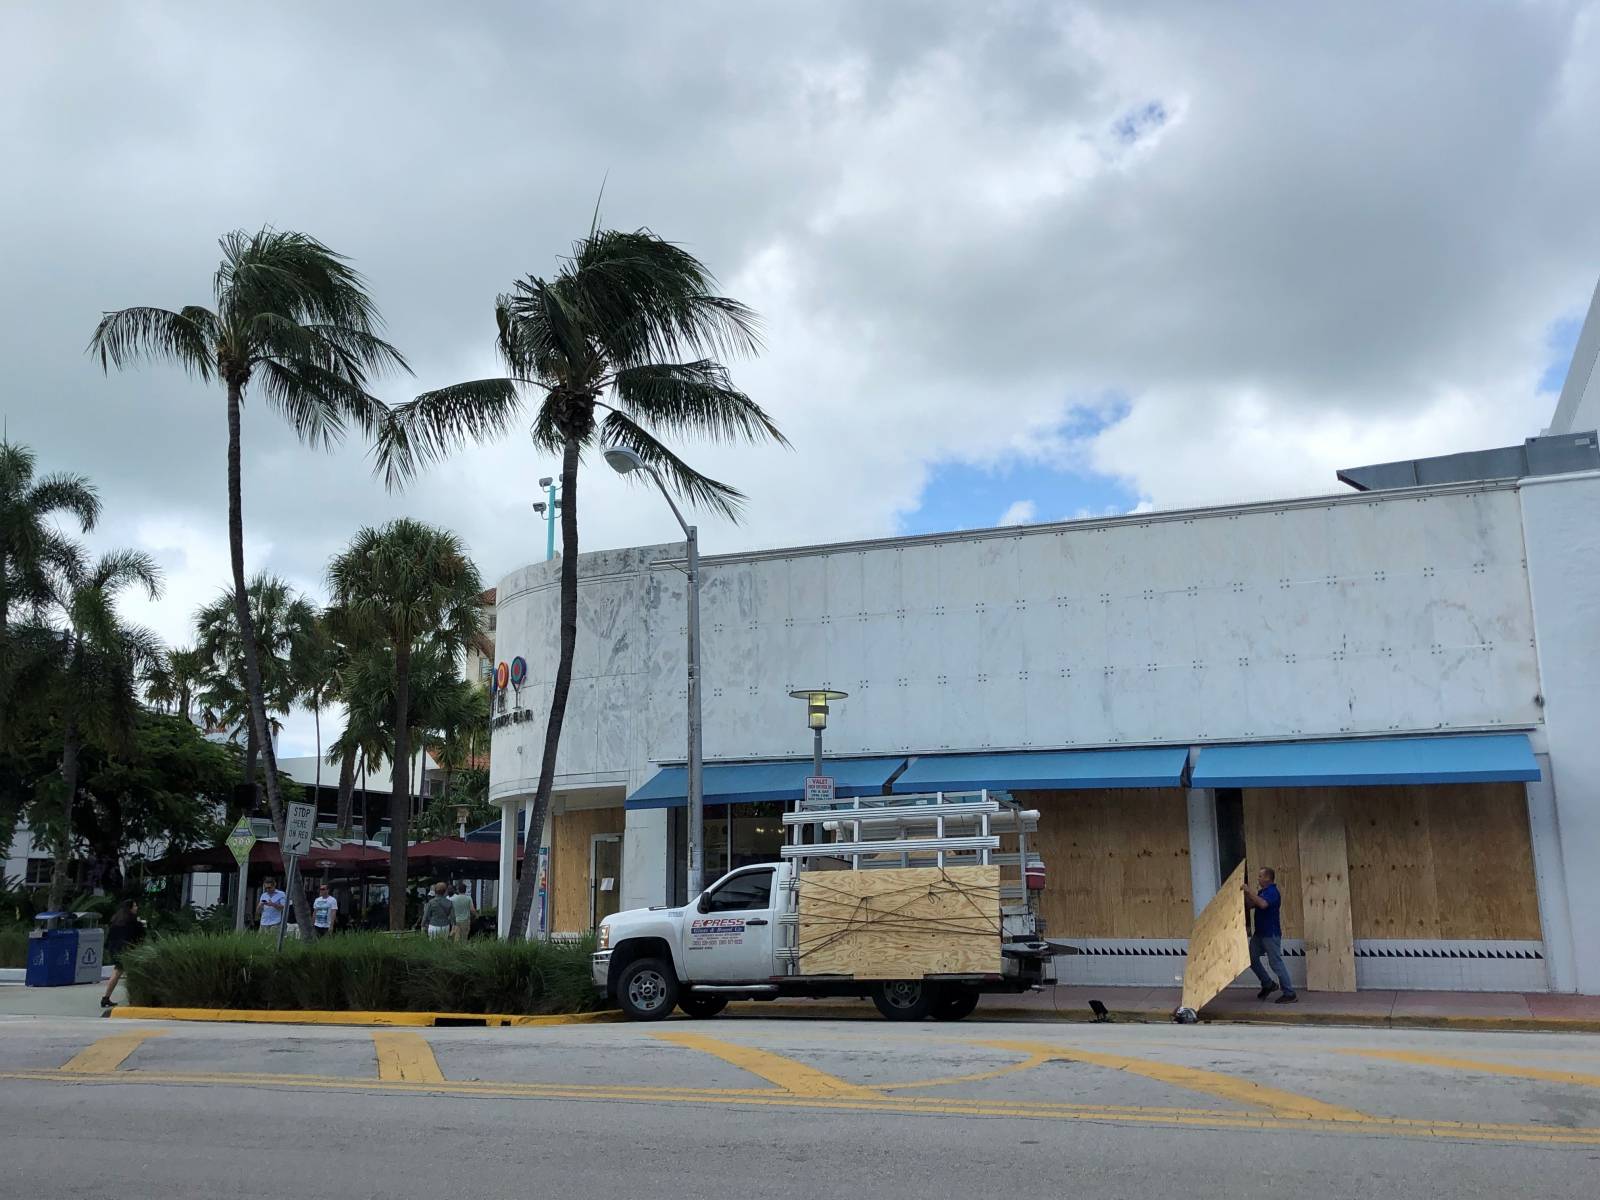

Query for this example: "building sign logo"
[491,655,534,730]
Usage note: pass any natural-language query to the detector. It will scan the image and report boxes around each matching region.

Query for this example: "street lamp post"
[603,446,705,900]
[788,688,849,781]
[532,476,561,562]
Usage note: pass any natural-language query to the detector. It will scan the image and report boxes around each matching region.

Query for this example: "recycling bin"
[74,922,105,984]
[25,913,78,987]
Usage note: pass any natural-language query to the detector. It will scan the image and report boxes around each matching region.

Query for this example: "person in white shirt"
[312,884,338,938]
[256,878,288,933]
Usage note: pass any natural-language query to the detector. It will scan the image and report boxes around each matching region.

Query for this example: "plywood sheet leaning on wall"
[1180,862,1251,1015]
[796,865,1002,979]
[1298,801,1357,992]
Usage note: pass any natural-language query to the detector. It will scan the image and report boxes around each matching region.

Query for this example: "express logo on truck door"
[689,917,746,948]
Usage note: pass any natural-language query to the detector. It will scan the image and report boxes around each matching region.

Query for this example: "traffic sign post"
[276,802,317,951]
[226,819,256,932]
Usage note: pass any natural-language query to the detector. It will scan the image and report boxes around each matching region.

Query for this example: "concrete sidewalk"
[973,984,1600,1030]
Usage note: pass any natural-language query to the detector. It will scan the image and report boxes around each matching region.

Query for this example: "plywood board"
[1026,788,1192,938]
[1180,861,1251,1014]
[796,865,1001,979]
[1242,789,1305,938]
[1297,801,1356,992]
[550,804,626,933]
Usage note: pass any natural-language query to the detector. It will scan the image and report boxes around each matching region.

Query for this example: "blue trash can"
[25,914,81,988]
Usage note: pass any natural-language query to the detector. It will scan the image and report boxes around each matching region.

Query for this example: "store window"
[671,802,786,904]
[24,858,54,888]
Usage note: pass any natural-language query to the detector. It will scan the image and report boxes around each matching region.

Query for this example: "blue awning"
[892,747,1189,793]
[626,757,907,810]
[1190,733,1540,789]
[465,813,526,844]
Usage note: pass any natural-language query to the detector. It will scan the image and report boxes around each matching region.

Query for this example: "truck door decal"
[689,917,746,948]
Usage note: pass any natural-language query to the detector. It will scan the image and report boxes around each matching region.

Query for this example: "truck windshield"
[703,869,774,913]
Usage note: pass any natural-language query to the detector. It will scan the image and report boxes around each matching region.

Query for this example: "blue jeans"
[1249,934,1295,995]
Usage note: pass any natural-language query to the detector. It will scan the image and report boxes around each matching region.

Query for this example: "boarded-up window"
[1024,788,1192,939]
[1243,783,1541,941]
[550,804,626,933]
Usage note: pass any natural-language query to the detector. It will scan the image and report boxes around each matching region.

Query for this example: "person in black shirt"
[101,899,146,1010]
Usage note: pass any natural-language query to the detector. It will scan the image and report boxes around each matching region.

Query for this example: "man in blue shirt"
[257,878,288,934]
[1244,867,1297,1003]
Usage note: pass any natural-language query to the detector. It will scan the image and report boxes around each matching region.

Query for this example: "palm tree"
[384,225,785,936]
[328,519,482,929]
[0,442,100,751]
[292,612,341,806]
[195,574,315,809]
[40,550,163,911]
[145,644,207,721]
[88,227,409,848]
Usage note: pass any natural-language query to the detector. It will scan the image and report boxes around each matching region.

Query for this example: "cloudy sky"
[3,2,1597,755]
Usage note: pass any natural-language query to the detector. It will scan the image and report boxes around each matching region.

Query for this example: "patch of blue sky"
[1538,315,1583,394]
[1113,100,1167,145]
[899,401,1142,537]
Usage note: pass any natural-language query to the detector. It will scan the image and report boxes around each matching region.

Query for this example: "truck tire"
[930,985,980,1021]
[871,980,933,1021]
[677,994,729,1019]
[617,957,679,1020]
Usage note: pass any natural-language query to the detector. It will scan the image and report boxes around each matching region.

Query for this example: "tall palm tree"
[195,573,315,809]
[0,442,100,751]
[384,226,785,936]
[40,550,163,911]
[88,227,409,848]
[292,611,341,805]
[328,519,482,929]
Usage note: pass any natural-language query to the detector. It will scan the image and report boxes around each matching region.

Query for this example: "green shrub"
[122,931,603,1014]
[0,926,27,969]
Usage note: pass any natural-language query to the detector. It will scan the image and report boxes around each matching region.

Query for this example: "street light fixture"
[535,476,561,562]
[603,445,706,900]
[788,689,849,778]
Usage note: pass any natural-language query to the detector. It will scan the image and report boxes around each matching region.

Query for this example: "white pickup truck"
[593,790,1055,1021]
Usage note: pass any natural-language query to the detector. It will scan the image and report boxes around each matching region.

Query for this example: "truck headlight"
[597,922,611,950]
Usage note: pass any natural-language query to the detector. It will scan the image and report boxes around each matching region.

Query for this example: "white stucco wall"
[490,481,1542,801]
[1519,471,1600,994]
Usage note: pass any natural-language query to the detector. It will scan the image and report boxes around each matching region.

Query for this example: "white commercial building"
[489,393,1600,995]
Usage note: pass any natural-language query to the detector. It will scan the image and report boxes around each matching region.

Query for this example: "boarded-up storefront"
[549,803,626,934]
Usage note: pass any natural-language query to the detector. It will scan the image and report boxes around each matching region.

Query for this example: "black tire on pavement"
[930,985,981,1021]
[617,957,679,1020]
[677,994,729,1019]
[870,980,933,1021]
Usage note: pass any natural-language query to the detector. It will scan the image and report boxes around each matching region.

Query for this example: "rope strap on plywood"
[794,868,1002,965]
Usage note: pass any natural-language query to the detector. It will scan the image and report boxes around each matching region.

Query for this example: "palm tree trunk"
[335,744,357,836]
[225,379,287,837]
[388,641,412,931]
[509,436,580,939]
[47,639,82,914]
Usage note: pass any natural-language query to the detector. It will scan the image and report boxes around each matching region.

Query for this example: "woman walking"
[101,899,146,1010]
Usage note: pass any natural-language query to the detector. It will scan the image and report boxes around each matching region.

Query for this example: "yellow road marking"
[4,1067,1596,1146]
[373,1032,445,1083]
[979,1040,1367,1122]
[1344,1049,1600,1089]
[884,1051,1058,1090]
[60,1030,165,1074]
[653,1032,882,1099]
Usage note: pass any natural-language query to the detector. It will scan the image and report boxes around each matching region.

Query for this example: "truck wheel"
[871,980,932,1021]
[617,957,679,1020]
[930,985,980,1021]
[677,994,729,1019]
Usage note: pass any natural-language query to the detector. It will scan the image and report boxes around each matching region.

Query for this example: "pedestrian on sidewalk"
[1244,867,1297,1004]
[256,877,288,935]
[312,883,338,938]
[421,882,455,939]
[100,899,146,1011]
[449,883,475,942]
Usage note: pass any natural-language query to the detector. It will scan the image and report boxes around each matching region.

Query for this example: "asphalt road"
[3,1012,1599,1199]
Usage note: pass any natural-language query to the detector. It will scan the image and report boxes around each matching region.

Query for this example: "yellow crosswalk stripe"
[60,1030,165,1074]
[372,1032,445,1083]
[979,1039,1368,1121]
[653,1031,882,1099]
[1344,1049,1600,1089]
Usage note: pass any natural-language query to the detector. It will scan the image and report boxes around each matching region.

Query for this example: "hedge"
[121,932,604,1015]
[0,926,26,969]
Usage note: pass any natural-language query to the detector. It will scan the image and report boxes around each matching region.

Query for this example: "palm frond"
[378,378,525,485]
[610,361,790,447]
[600,411,746,520]
[87,306,216,378]
[89,548,163,601]
[25,472,102,532]
[498,278,590,382]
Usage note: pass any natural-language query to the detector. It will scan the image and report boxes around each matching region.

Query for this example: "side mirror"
[696,894,710,914]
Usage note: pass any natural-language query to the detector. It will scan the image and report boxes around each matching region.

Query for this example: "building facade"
[488,469,1600,994]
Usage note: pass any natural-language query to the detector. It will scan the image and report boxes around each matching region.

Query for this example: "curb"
[724,1002,1600,1034]
[109,1007,622,1028]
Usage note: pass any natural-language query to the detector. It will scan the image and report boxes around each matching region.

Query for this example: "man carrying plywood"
[1244,867,1298,1004]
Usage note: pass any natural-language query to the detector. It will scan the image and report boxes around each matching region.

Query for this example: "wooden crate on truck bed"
[795,865,1003,978]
